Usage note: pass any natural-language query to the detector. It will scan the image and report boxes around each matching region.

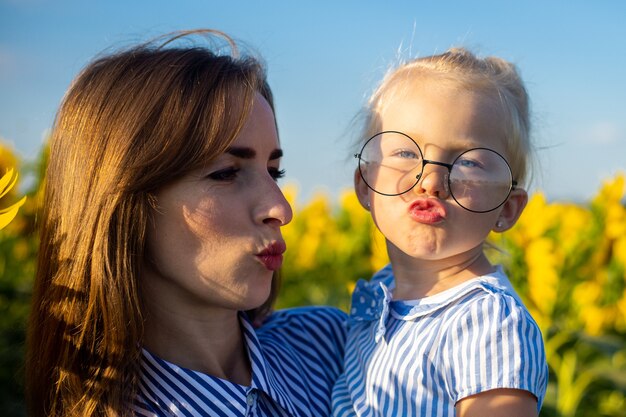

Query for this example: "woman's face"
[142,94,292,313]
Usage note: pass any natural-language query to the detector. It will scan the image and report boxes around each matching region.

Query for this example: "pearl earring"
[496,220,504,229]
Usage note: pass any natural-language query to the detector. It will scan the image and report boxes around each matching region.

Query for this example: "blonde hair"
[26,29,277,417]
[361,47,533,186]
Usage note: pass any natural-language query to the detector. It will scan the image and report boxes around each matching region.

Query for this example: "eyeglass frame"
[354,130,518,213]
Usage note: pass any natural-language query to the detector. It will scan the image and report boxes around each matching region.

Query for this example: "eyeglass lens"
[357,131,514,213]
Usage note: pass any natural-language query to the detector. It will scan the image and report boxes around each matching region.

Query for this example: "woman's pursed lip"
[256,241,286,271]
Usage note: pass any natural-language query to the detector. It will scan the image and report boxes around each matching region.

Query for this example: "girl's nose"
[415,165,450,199]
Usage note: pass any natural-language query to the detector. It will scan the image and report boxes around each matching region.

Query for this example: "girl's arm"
[456,388,538,417]
[441,290,548,414]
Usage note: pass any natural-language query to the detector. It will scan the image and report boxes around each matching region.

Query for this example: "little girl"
[332,48,548,417]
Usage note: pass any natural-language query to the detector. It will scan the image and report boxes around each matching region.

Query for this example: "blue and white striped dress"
[332,265,548,417]
[132,306,347,416]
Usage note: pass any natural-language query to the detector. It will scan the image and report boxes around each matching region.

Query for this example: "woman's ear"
[354,169,371,211]
[494,188,528,232]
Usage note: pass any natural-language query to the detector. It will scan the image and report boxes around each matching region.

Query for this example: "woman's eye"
[207,167,239,181]
[269,168,286,181]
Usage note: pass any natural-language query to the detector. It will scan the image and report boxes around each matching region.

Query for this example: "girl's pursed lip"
[408,198,447,224]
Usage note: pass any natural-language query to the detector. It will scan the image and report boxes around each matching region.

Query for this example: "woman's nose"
[415,164,450,199]
[255,179,293,228]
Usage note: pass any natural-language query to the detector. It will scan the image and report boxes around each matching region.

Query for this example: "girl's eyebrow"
[226,147,283,160]
[402,131,481,149]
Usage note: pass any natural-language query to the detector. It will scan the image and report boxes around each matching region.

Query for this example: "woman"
[26,29,346,417]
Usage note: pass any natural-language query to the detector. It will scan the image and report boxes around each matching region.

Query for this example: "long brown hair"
[26,29,277,417]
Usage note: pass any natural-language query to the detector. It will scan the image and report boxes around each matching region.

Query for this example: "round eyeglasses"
[355,131,517,213]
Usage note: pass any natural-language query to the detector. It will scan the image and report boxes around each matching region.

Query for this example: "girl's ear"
[494,188,528,232]
[354,169,371,211]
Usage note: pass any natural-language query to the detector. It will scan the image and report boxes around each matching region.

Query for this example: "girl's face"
[142,94,292,314]
[356,79,527,269]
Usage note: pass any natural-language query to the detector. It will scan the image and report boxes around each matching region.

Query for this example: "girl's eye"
[457,159,479,168]
[454,154,484,168]
[269,168,286,181]
[392,149,419,159]
[207,167,239,181]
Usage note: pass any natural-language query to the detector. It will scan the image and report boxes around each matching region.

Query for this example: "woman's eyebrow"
[226,146,256,159]
[269,149,283,160]
[226,147,283,160]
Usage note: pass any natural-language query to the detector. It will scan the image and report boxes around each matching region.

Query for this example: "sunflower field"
[0,140,625,416]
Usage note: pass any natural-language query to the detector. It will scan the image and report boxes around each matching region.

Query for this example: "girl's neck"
[141,300,251,386]
[388,247,495,300]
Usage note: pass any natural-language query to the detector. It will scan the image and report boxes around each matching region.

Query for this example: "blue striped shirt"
[332,265,548,417]
[132,306,347,416]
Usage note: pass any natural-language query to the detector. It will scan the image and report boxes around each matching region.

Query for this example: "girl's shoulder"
[439,269,545,360]
[439,267,535,323]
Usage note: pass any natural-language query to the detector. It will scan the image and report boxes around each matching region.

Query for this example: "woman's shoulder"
[256,306,348,358]
[259,306,348,334]
[256,306,348,386]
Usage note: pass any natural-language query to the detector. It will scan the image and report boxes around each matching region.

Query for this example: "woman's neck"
[141,299,252,386]
[388,246,495,300]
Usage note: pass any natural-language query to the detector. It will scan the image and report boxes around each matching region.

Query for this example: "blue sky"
[1,0,625,203]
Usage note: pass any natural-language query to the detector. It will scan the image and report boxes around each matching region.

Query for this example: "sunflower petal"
[0,169,18,199]
[0,195,26,229]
